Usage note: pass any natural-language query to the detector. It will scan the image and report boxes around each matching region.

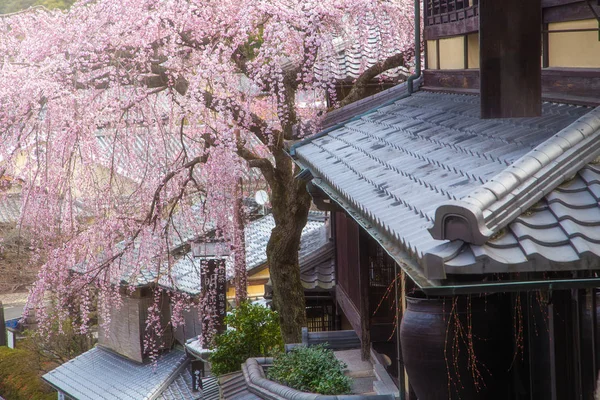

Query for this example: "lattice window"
[306,303,335,332]
[425,0,478,26]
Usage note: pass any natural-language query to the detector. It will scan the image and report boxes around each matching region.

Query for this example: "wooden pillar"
[358,230,371,361]
[0,302,6,347]
[479,0,542,118]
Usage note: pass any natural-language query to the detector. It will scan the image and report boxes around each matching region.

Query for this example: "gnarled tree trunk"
[266,151,312,343]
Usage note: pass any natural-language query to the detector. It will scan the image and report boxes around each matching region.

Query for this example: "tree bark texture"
[266,151,312,344]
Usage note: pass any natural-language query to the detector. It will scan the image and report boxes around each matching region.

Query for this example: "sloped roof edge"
[289,78,422,157]
[429,106,600,245]
[301,174,437,290]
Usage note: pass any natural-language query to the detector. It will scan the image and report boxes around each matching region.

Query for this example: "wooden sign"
[191,360,204,392]
[201,258,227,336]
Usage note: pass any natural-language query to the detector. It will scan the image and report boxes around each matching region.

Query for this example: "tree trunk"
[267,154,312,343]
[234,178,247,306]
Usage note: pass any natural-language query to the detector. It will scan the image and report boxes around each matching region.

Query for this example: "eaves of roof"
[42,347,189,400]
[289,78,422,157]
[429,106,600,246]
[292,90,600,293]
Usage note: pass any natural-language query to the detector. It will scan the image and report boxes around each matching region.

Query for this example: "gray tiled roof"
[245,211,327,271]
[219,371,262,400]
[294,91,600,280]
[0,194,20,224]
[116,211,329,295]
[319,78,422,130]
[299,242,335,291]
[42,347,188,400]
[428,105,600,246]
[158,371,218,400]
[439,164,600,274]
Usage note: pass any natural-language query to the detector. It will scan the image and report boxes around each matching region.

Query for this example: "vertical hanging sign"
[191,359,204,392]
[215,259,227,334]
[200,257,227,337]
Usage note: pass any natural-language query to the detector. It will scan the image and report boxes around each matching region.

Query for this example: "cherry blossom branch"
[338,53,406,108]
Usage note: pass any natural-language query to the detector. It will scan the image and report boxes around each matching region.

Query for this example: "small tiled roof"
[314,23,408,83]
[293,91,600,282]
[42,347,188,400]
[440,164,600,275]
[219,371,262,400]
[115,211,330,295]
[299,242,335,291]
[245,211,327,272]
[158,371,218,400]
[0,194,20,224]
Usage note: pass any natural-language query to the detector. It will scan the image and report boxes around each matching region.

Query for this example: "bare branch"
[337,53,406,108]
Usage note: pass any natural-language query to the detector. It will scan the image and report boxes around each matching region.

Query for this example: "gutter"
[406,0,422,95]
[395,1,422,396]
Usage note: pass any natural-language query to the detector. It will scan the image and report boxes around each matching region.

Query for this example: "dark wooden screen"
[425,0,478,26]
[306,301,335,332]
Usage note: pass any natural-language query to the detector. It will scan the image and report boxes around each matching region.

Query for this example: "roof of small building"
[219,371,262,400]
[0,193,90,225]
[158,370,219,400]
[42,347,195,400]
[245,210,327,271]
[0,194,21,225]
[121,211,331,295]
[293,90,600,285]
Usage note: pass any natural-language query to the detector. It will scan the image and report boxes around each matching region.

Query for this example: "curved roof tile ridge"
[429,106,600,246]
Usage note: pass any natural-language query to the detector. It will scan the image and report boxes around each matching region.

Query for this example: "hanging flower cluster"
[0,0,416,348]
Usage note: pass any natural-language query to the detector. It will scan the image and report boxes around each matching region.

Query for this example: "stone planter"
[241,357,395,400]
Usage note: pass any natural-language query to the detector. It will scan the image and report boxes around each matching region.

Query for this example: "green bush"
[0,346,56,400]
[267,345,352,395]
[210,302,283,375]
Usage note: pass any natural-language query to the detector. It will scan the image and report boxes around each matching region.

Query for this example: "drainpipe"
[406,0,422,95]
[395,4,421,398]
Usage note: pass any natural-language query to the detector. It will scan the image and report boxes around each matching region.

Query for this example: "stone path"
[0,292,28,320]
[334,349,377,395]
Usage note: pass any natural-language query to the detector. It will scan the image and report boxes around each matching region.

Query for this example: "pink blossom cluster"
[0,0,415,350]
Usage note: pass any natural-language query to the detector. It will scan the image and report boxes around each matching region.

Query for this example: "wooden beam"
[335,285,361,335]
[0,302,6,347]
[424,14,479,40]
[544,1,600,23]
[479,0,542,118]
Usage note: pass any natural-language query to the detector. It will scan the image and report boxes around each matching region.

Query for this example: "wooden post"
[358,230,371,361]
[479,0,542,118]
[0,301,6,347]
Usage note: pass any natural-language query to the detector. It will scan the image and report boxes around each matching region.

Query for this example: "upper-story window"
[425,0,479,27]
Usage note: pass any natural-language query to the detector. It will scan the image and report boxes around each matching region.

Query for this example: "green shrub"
[0,346,56,400]
[267,345,352,395]
[210,302,283,376]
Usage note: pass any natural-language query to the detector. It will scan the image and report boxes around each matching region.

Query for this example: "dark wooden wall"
[424,0,600,39]
[423,68,600,106]
[335,212,360,311]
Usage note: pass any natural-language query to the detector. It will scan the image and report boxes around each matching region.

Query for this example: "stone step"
[350,376,377,395]
[345,369,376,378]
